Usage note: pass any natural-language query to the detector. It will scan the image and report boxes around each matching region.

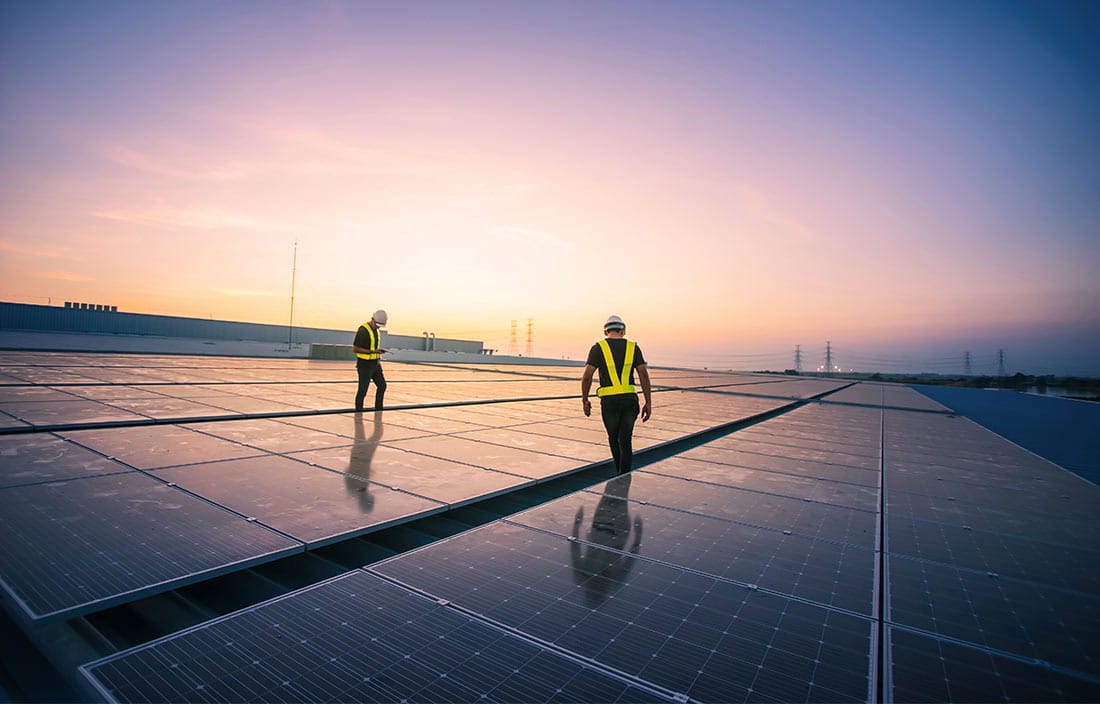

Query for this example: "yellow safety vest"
[596,339,637,397]
[356,324,380,360]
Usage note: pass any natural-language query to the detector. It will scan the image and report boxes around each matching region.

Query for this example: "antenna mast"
[288,240,297,350]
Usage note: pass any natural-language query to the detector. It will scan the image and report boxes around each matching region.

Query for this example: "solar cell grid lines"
[151,455,448,547]
[0,351,1098,702]
[372,521,874,703]
[83,571,668,704]
[0,471,302,622]
[507,475,877,614]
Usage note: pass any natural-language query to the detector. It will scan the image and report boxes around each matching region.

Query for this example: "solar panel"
[0,433,132,487]
[82,570,669,704]
[642,455,881,511]
[595,471,878,547]
[678,445,880,486]
[507,477,876,615]
[887,557,1100,673]
[3,351,1098,703]
[288,443,533,506]
[152,455,447,547]
[0,472,301,623]
[508,420,618,447]
[888,627,1100,703]
[0,399,148,427]
[385,435,588,481]
[454,427,612,463]
[60,424,262,470]
[278,412,433,441]
[883,392,1100,698]
[373,521,873,702]
[186,418,359,453]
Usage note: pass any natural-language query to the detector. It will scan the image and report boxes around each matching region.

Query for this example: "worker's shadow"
[345,412,384,513]
[571,473,644,608]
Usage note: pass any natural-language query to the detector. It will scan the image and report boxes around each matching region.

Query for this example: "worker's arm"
[580,364,596,417]
[636,364,652,421]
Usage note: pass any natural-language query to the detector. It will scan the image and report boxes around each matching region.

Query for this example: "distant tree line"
[764,370,1100,398]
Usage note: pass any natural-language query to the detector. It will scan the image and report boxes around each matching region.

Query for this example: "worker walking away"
[581,315,652,474]
[353,310,389,411]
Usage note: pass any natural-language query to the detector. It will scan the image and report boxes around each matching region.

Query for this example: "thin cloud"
[496,226,575,251]
[90,207,281,232]
[100,143,254,181]
[36,271,90,282]
[0,240,71,258]
[215,288,278,298]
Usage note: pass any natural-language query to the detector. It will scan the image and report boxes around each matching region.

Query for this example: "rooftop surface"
[0,352,1097,703]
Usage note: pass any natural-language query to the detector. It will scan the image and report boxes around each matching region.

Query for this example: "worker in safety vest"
[353,310,389,411]
[581,315,652,474]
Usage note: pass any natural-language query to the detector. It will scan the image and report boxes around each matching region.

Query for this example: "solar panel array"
[1,351,1097,702]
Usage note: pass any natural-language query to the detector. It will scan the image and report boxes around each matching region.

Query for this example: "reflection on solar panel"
[83,571,668,704]
[0,352,1097,702]
[0,472,302,622]
[372,522,873,702]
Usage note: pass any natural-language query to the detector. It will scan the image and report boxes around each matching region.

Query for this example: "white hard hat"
[372,309,388,325]
[604,314,625,332]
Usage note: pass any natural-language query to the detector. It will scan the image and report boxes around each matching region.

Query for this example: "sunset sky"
[2,1,1098,374]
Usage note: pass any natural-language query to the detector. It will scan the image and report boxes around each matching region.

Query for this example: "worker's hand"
[582,398,591,417]
[641,403,651,422]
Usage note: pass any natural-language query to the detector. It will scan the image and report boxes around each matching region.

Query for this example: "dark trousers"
[355,360,387,411]
[600,394,639,474]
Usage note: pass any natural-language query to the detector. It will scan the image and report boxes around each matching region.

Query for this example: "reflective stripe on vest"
[596,339,636,397]
[356,324,380,360]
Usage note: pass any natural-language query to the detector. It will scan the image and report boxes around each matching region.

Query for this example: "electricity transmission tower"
[824,341,833,376]
[998,349,1006,376]
[525,319,533,358]
[964,351,972,376]
[794,345,803,374]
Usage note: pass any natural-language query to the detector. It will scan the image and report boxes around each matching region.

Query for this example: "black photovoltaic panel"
[60,424,263,470]
[508,477,876,615]
[82,570,668,704]
[385,435,587,481]
[4,350,1096,703]
[152,455,447,547]
[373,521,873,702]
[737,421,876,446]
[454,427,612,463]
[888,627,1100,703]
[289,443,533,507]
[189,418,363,453]
[887,514,1099,592]
[643,456,880,512]
[0,472,301,622]
[0,399,148,427]
[887,490,1098,547]
[883,396,1100,693]
[0,413,29,430]
[0,433,132,487]
[610,471,878,547]
[887,556,1100,675]
[705,435,880,471]
[678,445,880,487]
